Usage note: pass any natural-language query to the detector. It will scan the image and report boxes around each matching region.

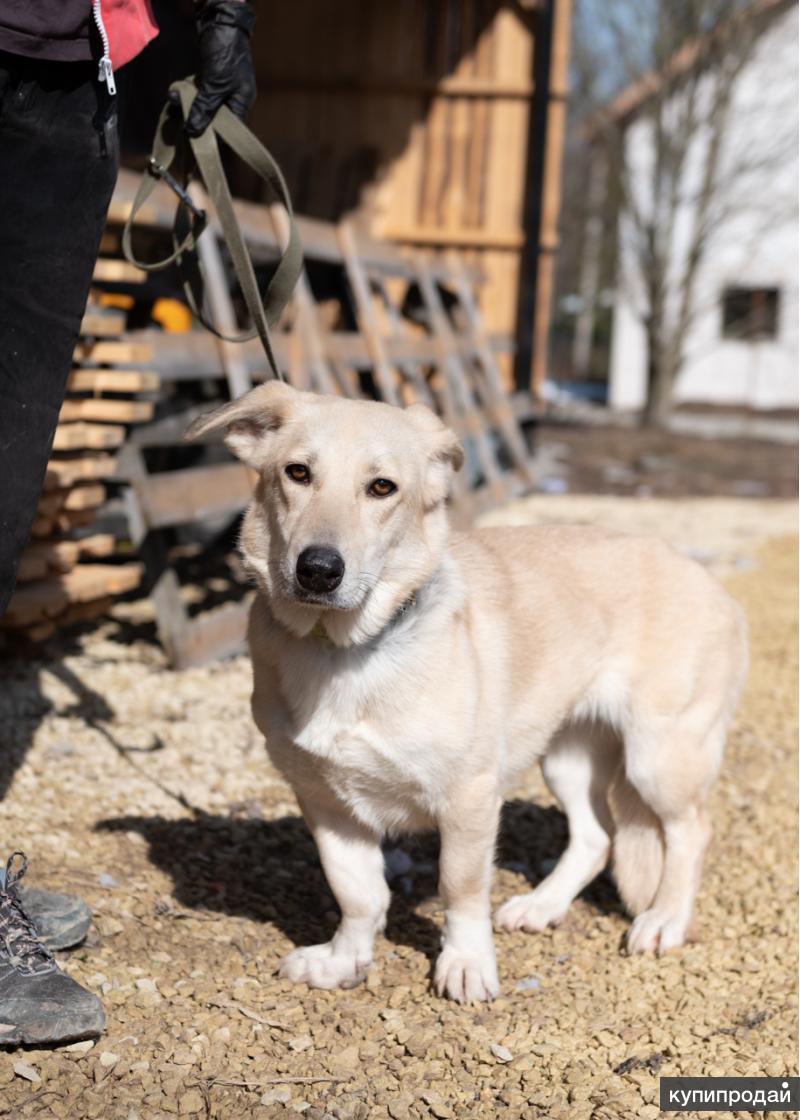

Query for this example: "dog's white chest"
[303,709,440,829]
[277,655,450,832]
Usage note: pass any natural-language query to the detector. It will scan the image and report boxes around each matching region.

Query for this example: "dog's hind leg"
[279,798,389,990]
[622,713,721,954]
[495,721,618,932]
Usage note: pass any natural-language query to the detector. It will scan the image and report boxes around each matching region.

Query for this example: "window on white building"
[721,287,780,341]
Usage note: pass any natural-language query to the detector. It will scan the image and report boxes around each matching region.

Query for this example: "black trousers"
[0,53,119,617]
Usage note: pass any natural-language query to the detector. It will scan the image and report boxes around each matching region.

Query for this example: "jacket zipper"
[92,0,117,95]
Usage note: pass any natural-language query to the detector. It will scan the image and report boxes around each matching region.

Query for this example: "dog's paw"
[626,909,689,955]
[434,945,500,1003]
[278,942,370,990]
[494,890,568,933]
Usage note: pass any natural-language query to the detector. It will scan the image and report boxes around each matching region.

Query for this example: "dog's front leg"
[279,799,389,991]
[435,773,502,1003]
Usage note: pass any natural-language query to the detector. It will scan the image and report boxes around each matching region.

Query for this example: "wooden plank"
[98,230,121,255]
[108,170,476,286]
[419,94,448,230]
[19,541,76,583]
[67,369,160,393]
[450,266,536,488]
[29,516,54,539]
[57,596,115,630]
[74,534,117,560]
[43,455,117,489]
[259,76,534,99]
[54,562,142,602]
[294,273,342,394]
[53,509,98,533]
[1,563,142,628]
[17,553,49,583]
[338,222,401,406]
[52,423,125,451]
[92,258,146,284]
[530,0,573,396]
[372,275,436,409]
[18,535,116,581]
[137,463,254,530]
[36,485,106,521]
[79,309,126,337]
[64,484,107,511]
[170,599,252,669]
[59,398,154,424]
[25,620,57,642]
[270,202,340,395]
[444,97,471,234]
[190,182,255,399]
[126,325,512,383]
[125,407,212,449]
[36,492,65,519]
[384,227,524,250]
[414,256,508,509]
[73,340,153,366]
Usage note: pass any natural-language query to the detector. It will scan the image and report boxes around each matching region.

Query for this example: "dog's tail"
[607,762,664,916]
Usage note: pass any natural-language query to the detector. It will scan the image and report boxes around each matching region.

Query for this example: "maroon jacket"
[0,0,158,70]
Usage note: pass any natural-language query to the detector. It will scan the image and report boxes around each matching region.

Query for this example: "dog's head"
[186,382,463,644]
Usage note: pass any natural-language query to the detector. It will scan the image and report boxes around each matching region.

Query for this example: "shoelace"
[0,852,57,976]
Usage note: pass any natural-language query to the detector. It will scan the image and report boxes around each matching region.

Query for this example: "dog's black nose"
[296,546,345,594]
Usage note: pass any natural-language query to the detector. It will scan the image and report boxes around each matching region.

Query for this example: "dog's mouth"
[292,589,338,607]
[289,584,362,612]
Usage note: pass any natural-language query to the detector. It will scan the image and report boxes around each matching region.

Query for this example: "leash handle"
[121,78,302,382]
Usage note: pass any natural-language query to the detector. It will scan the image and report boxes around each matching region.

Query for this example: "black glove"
[185,0,257,138]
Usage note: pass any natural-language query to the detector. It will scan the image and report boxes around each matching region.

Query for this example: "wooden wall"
[248,1,542,381]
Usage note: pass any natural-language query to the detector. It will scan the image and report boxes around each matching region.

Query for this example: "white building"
[608,0,798,413]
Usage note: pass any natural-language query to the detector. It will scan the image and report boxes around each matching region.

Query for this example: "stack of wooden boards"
[1,295,154,641]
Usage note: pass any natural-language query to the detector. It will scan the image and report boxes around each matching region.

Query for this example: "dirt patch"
[0,497,796,1119]
[531,420,797,499]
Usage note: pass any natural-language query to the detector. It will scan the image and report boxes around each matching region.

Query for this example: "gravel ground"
[0,496,796,1120]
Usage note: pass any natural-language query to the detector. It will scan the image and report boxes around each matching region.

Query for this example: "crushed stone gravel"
[0,496,796,1119]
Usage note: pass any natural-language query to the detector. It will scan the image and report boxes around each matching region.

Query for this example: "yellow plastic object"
[152,298,192,333]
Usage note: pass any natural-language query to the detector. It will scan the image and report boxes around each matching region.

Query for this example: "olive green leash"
[122,77,302,382]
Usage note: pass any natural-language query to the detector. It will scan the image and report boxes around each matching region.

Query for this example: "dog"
[186,381,748,1003]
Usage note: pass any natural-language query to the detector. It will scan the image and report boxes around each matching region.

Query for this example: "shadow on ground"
[0,531,249,807]
[97,799,623,964]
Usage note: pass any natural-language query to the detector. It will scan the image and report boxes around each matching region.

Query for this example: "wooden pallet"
[6,172,536,659]
[102,171,537,666]
[111,170,534,512]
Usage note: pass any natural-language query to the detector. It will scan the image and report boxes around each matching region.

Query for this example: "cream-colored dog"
[187,382,748,1003]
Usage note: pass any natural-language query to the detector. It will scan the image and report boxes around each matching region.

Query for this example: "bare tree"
[575,0,795,424]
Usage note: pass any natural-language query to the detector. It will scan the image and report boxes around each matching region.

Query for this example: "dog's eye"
[285,463,311,485]
[368,478,397,498]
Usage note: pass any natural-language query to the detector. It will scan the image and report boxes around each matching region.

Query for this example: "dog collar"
[308,591,418,646]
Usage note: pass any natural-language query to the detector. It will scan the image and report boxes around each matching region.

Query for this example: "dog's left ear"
[405,403,464,506]
[185,380,295,469]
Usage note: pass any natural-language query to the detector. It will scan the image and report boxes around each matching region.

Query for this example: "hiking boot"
[0,852,105,1047]
[17,886,92,951]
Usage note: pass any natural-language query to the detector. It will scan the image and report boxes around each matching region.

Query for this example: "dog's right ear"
[184,380,295,469]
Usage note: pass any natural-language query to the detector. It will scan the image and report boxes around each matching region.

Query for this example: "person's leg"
[0,51,119,616]
[0,51,119,1045]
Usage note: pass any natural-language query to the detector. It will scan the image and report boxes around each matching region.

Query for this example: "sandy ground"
[0,496,796,1120]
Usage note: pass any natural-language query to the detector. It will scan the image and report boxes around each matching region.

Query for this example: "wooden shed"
[243,0,572,395]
